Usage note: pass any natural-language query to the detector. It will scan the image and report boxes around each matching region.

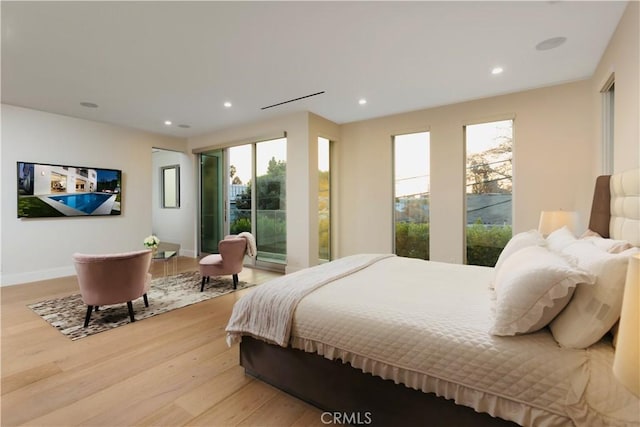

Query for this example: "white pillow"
[582,236,633,254]
[549,242,639,349]
[546,226,578,252]
[492,229,546,289]
[490,246,594,336]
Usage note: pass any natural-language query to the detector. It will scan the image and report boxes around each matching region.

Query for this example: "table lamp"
[613,253,640,396]
[538,210,578,237]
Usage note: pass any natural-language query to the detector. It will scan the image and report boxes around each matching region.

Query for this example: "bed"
[226,168,640,427]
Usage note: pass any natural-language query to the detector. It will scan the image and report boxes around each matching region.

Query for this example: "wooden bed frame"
[238,176,613,426]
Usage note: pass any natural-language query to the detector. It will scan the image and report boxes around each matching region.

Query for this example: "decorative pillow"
[492,230,546,289]
[546,226,578,252]
[580,229,601,239]
[582,236,633,254]
[549,242,639,349]
[490,246,594,336]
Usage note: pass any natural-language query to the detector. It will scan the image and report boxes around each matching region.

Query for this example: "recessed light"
[358,98,367,105]
[224,102,232,108]
[491,67,504,75]
[164,120,172,126]
[80,102,98,108]
[536,36,567,51]
[178,124,191,129]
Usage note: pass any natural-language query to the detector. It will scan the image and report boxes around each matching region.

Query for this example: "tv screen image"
[17,162,122,218]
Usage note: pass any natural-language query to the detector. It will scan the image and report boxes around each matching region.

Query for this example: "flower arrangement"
[143,235,160,249]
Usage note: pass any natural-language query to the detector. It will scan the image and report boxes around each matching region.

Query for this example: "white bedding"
[226,253,393,346]
[227,255,639,427]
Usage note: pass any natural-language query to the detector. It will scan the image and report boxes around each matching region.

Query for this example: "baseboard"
[1,265,76,287]
[1,254,198,286]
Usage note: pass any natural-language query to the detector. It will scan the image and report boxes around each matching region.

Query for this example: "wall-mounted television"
[17,161,122,218]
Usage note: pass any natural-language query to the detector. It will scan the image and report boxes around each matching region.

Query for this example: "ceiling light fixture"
[178,124,191,129]
[80,102,98,108]
[359,98,367,105]
[224,102,232,108]
[164,120,172,126]
[536,36,567,51]
[491,67,504,75]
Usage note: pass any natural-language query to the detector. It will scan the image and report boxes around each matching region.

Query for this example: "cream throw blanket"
[237,232,257,257]
[226,253,394,347]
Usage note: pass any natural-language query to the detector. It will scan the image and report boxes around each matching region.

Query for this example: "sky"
[229,136,330,185]
[229,137,287,184]
[394,120,513,197]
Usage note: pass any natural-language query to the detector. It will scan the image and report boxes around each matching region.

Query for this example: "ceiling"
[1,1,628,139]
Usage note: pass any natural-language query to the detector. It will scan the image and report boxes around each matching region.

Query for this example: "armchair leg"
[143,293,149,307]
[233,274,238,289]
[201,276,207,292]
[127,301,135,323]
[84,305,93,327]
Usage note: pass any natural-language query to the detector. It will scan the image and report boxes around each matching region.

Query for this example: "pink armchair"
[199,236,247,292]
[72,249,153,327]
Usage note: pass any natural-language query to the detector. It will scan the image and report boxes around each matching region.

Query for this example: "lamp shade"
[538,210,578,236]
[613,253,640,396]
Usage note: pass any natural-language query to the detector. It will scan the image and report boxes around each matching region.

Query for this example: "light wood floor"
[1,258,326,426]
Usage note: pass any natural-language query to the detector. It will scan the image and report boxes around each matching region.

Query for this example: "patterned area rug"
[28,271,254,340]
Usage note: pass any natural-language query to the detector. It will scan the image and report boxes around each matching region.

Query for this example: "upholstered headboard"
[590,169,640,246]
[589,175,612,238]
[610,168,640,246]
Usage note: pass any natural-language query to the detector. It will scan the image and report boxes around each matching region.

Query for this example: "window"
[394,132,430,259]
[465,120,513,266]
[601,76,615,174]
[318,137,331,261]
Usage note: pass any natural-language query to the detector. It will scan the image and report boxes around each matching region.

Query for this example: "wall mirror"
[162,165,180,208]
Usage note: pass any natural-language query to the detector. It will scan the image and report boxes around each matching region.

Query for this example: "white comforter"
[226,255,639,427]
[226,253,394,346]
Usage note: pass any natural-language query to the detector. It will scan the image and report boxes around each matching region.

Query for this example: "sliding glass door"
[200,150,223,254]
[255,138,287,264]
[201,138,287,268]
[229,145,253,235]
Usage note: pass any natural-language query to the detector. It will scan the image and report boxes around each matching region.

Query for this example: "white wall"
[151,149,196,257]
[591,1,639,175]
[1,104,186,285]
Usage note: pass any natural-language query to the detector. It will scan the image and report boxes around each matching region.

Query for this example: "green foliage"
[395,222,430,260]
[319,215,330,260]
[394,220,511,266]
[235,157,286,211]
[230,217,251,234]
[319,169,330,260]
[466,221,512,267]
